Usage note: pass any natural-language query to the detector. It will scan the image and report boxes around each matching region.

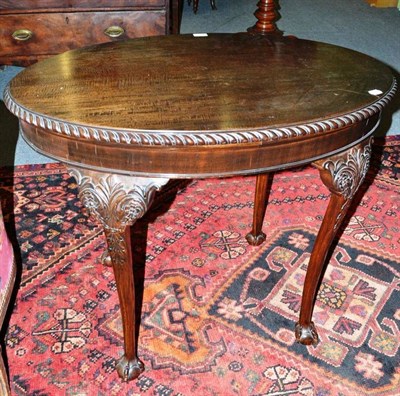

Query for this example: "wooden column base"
[247,0,282,35]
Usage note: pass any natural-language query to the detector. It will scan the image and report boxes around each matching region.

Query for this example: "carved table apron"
[4,33,396,381]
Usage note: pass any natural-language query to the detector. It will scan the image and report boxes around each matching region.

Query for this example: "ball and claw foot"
[246,231,266,246]
[295,322,319,345]
[101,250,113,267]
[116,355,145,382]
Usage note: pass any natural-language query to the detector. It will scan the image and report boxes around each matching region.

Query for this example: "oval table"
[4,33,396,381]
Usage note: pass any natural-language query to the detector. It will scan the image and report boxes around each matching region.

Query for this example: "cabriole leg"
[68,167,168,381]
[246,172,273,246]
[295,138,372,345]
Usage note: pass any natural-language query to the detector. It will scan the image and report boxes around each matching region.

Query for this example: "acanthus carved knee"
[68,167,168,265]
[313,138,372,230]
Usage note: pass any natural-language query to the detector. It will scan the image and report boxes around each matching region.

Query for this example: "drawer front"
[0,1,165,11]
[0,11,167,57]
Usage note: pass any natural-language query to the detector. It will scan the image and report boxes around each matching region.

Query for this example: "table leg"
[246,172,273,246]
[295,138,372,345]
[190,0,199,13]
[189,0,216,13]
[68,167,168,381]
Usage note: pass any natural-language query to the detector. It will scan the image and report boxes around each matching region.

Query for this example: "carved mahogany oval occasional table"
[4,33,396,381]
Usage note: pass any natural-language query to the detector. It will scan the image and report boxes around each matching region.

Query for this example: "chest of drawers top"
[0,0,166,12]
[0,0,170,66]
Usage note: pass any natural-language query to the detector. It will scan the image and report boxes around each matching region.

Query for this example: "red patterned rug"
[1,136,399,396]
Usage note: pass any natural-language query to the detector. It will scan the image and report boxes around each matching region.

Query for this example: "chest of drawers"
[0,0,172,66]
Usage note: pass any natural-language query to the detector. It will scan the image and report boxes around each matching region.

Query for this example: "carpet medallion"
[1,137,399,395]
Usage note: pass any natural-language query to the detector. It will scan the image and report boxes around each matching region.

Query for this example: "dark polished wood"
[246,173,273,246]
[248,0,281,35]
[296,138,374,344]
[0,0,171,66]
[4,33,396,381]
[0,0,165,8]
[171,0,183,34]
[6,35,395,167]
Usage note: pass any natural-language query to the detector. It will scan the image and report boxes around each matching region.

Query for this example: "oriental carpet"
[1,136,399,396]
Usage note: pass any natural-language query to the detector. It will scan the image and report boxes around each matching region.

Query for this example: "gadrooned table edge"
[3,79,397,147]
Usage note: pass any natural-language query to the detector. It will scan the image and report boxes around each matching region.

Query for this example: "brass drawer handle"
[104,25,125,38]
[12,29,33,41]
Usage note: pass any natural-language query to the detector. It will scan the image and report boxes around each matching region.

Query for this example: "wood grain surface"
[5,33,396,178]
[9,33,394,132]
[0,0,165,12]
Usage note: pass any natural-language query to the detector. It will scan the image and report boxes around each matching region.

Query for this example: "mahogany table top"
[4,33,396,177]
